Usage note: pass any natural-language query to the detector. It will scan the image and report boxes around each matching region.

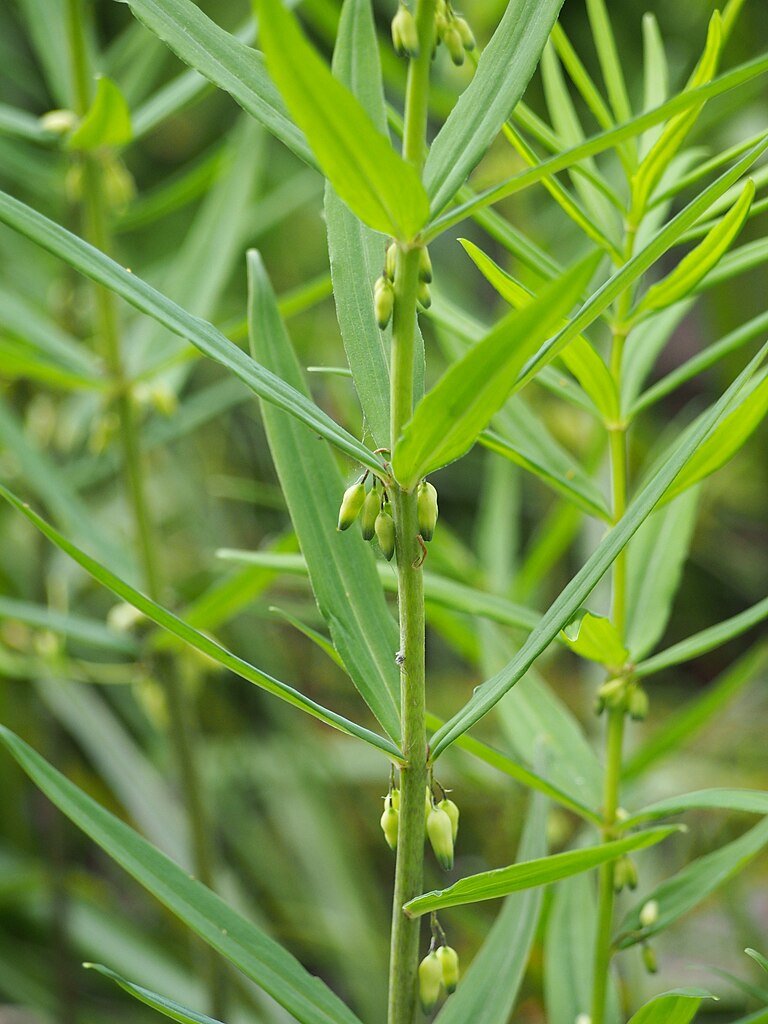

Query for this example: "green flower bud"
[374,275,394,330]
[417,280,432,309]
[337,482,366,531]
[385,242,398,281]
[628,685,649,721]
[375,507,395,560]
[392,5,420,58]
[454,16,475,50]
[639,899,659,928]
[641,943,658,975]
[596,676,627,711]
[417,480,438,541]
[380,803,399,850]
[425,786,434,819]
[613,854,638,893]
[427,804,454,870]
[443,25,465,65]
[436,945,459,994]
[418,952,443,1013]
[434,0,449,38]
[418,246,433,282]
[438,797,459,842]
[390,787,401,811]
[40,108,79,135]
[361,487,381,541]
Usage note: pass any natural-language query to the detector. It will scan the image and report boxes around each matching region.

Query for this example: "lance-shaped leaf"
[86,965,224,1024]
[247,250,401,742]
[625,788,768,828]
[616,816,768,949]
[120,0,312,165]
[429,341,768,759]
[561,609,629,667]
[257,0,428,239]
[404,827,680,916]
[66,76,132,150]
[0,728,364,1024]
[424,0,564,214]
[0,483,401,761]
[746,950,768,975]
[633,179,755,317]
[392,252,600,490]
[627,991,711,1024]
[0,188,382,472]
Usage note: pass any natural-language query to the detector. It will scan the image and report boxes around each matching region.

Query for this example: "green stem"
[387,5,436,1024]
[65,2,224,1014]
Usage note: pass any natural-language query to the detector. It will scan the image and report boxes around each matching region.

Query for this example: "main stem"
[66,2,224,1014]
[387,5,436,1024]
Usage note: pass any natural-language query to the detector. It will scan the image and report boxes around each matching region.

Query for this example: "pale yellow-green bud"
[374,275,394,330]
[613,855,638,893]
[39,108,78,135]
[418,246,433,283]
[375,507,395,560]
[436,945,459,993]
[641,943,658,974]
[427,805,454,870]
[361,487,381,541]
[418,952,443,1013]
[454,16,475,50]
[390,787,401,811]
[425,786,434,819]
[639,899,659,928]
[417,281,432,309]
[443,25,465,65]
[628,685,649,721]
[596,676,627,714]
[438,797,459,842]
[380,802,399,850]
[417,480,438,541]
[392,5,420,58]
[385,242,397,281]
[575,1015,592,1024]
[338,482,366,531]
[434,0,449,37]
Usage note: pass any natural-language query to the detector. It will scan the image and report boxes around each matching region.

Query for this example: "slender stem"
[387,5,436,1024]
[65,2,224,1014]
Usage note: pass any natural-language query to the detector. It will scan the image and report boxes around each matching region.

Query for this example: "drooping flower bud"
[361,487,381,541]
[437,797,459,843]
[391,5,420,59]
[375,506,395,560]
[425,786,434,819]
[443,25,465,65]
[641,942,658,974]
[418,951,443,1013]
[613,854,638,893]
[575,1015,592,1024]
[427,804,454,870]
[436,945,459,993]
[337,482,366,531]
[628,685,649,721]
[417,481,438,541]
[434,0,449,37]
[639,899,659,928]
[385,242,398,281]
[418,246,433,282]
[374,275,394,330]
[417,280,432,309]
[380,795,399,851]
[454,16,475,51]
[390,787,401,811]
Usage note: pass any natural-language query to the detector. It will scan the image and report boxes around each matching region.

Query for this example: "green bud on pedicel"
[375,506,395,560]
[380,795,399,851]
[361,487,381,541]
[438,797,459,842]
[417,480,438,541]
[385,242,398,281]
[628,685,649,721]
[392,5,420,59]
[425,785,434,819]
[390,787,401,811]
[454,16,475,50]
[613,854,638,893]
[427,804,454,870]
[641,942,658,975]
[434,0,449,37]
[418,246,433,282]
[337,482,366,531]
[639,899,659,928]
[443,25,465,65]
[418,952,443,1013]
[436,945,459,994]
[374,275,394,330]
[417,280,432,309]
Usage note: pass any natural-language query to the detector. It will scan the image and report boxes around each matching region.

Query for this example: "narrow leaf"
[257,0,429,238]
[627,991,710,1024]
[86,965,223,1024]
[625,788,768,829]
[404,827,680,915]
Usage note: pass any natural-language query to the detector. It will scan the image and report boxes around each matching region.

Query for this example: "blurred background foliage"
[0,1,766,1022]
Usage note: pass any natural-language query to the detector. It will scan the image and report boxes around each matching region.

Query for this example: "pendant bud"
[641,943,658,975]
[436,945,459,993]
[418,952,443,1014]
[443,25,465,65]
[437,797,459,842]
[385,242,398,281]
[613,854,638,893]
[380,795,399,851]
[375,507,396,560]
[374,275,394,330]
[454,16,475,50]
[337,482,366,531]
[392,5,420,58]
[427,804,454,870]
[418,246,433,282]
[639,899,659,929]
[628,685,649,721]
[417,280,432,309]
[361,487,381,541]
[417,480,439,541]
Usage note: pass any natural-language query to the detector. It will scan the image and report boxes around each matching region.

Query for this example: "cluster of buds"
[418,944,460,1012]
[434,0,475,65]
[594,677,648,720]
[338,477,395,560]
[613,854,638,893]
[426,785,459,870]
[391,4,419,58]
[374,244,433,331]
